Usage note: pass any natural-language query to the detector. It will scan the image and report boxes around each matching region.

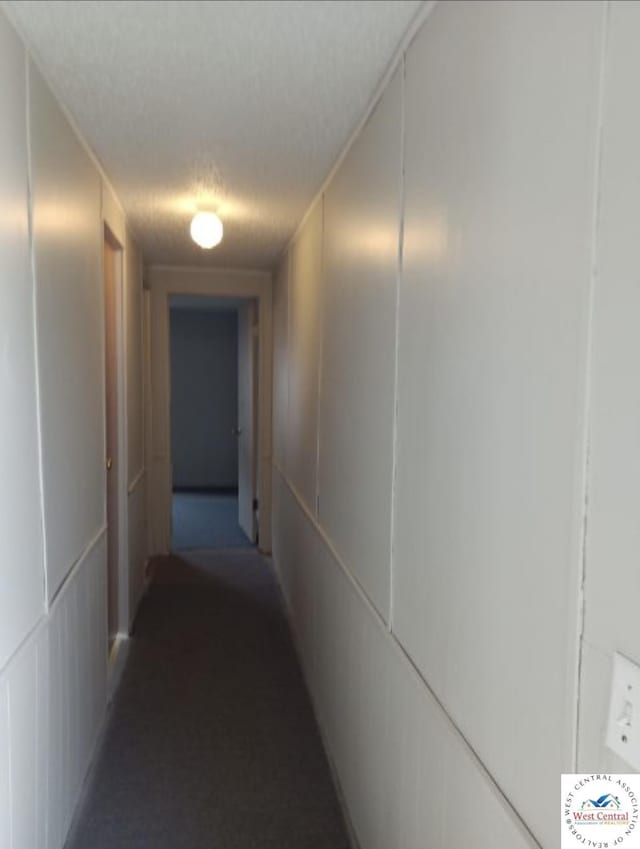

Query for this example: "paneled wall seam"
[274,462,387,631]
[24,52,49,612]
[48,526,107,610]
[573,0,611,772]
[274,464,543,847]
[387,53,406,634]
[0,620,41,687]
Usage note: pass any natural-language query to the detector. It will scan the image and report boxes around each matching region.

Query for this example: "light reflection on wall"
[404,214,449,268]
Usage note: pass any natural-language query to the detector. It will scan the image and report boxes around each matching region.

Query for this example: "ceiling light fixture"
[190,211,223,249]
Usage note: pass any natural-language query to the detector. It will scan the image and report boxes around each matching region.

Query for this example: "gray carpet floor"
[64,551,351,849]
[172,493,251,550]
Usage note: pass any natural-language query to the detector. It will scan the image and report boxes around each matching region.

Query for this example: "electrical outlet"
[605,652,640,769]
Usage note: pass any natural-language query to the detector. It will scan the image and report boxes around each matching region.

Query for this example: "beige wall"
[0,10,44,676]
[30,61,105,601]
[319,68,402,619]
[286,199,323,514]
[0,10,146,849]
[271,3,638,848]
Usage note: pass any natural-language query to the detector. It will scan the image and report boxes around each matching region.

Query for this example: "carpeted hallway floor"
[64,551,351,849]
[172,492,251,550]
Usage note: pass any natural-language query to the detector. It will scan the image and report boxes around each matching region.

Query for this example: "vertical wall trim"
[24,53,49,611]
[388,56,407,634]
[573,0,611,771]
[314,197,325,519]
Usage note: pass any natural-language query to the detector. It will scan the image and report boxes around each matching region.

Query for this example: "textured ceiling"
[6,0,423,269]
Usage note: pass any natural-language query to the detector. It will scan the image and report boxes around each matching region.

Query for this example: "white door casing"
[147,266,272,555]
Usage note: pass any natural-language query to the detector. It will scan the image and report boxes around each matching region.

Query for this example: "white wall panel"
[35,629,49,849]
[275,474,536,849]
[287,200,323,512]
[581,1,640,724]
[46,606,63,849]
[393,3,602,843]
[0,13,140,849]
[0,682,9,849]
[0,11,45,670]
[29,61,104,600]
[0,536,107,849]
[268,3,640,847]
[128,478,147,626]
[7,642,37,849]
[52,537,107,848]
[318,69,402,620]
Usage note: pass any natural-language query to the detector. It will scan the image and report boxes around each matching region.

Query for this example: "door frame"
[147,266,273,555]
[102,222,129,653]
[237,299,259,542]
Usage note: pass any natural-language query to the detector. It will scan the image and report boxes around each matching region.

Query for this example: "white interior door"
[237,301,257,541]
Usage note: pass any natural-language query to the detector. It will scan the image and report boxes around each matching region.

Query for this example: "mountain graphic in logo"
[581,794,621,810]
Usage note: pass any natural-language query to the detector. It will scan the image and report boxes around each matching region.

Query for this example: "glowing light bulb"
[190,212,223,249]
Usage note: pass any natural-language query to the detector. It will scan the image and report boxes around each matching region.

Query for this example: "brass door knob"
[106,457,113,471]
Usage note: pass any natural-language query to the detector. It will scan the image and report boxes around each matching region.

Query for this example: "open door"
[103,229,121,649]
[237,301,258,542]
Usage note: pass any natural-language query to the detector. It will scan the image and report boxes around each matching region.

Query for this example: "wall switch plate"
[605,652,640,769]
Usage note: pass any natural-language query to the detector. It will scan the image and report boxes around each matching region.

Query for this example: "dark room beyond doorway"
[169,295,256,550]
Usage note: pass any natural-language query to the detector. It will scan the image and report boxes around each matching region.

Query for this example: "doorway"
[103,227,122,649]
[169,295,258,550]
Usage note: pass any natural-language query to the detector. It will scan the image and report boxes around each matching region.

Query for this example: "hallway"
[3,3,640,849]
[65,551,350,849]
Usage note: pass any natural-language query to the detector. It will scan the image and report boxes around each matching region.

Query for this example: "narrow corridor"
[4,4,638,848]
[64,552,350,849]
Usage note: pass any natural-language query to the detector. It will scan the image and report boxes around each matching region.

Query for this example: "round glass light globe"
[190,212,223,249]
